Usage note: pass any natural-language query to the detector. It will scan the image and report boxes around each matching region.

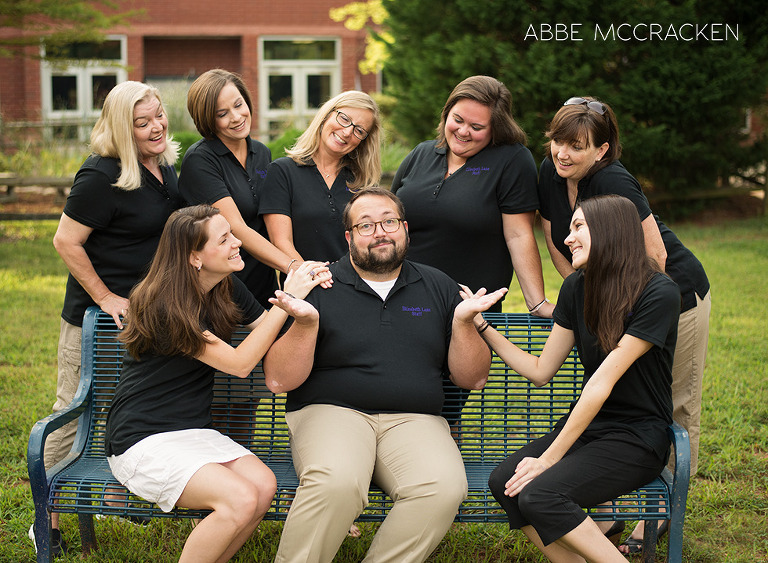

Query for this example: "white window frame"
[40,35,128,141]
[258,36,341,140]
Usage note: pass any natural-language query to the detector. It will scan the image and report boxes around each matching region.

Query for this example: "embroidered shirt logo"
[466,166,490,176]
[402,306,432,317]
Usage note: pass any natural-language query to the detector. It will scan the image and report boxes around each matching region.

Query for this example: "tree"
[0,0,138,61]
[330,0,392,75]
[382,0,768,195]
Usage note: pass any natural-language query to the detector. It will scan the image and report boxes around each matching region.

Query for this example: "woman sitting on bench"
[104,204,327,562]
[468,195,679,562]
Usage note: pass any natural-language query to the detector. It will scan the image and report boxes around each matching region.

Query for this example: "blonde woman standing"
[260,91,382,268]
[35,81,183,555]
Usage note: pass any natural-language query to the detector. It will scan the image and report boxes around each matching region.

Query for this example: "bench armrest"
[27,308,102,513]
[665,421,690,562]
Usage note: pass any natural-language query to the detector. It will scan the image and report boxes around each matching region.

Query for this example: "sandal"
[619,520,668,554]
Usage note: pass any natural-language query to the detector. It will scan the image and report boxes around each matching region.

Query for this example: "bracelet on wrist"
[477,320,490,334]
[529,298,549,314]
[286,258,298,272]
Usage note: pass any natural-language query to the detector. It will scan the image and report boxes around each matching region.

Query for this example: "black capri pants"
[488,424,667,546]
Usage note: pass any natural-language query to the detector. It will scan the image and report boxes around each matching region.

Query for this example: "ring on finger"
[310,270,316,279]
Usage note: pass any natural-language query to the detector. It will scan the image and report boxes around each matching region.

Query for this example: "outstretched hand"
[503,456,551,497]
[454,285,508,324]
[282,261,330,300]
[268,290,319,325]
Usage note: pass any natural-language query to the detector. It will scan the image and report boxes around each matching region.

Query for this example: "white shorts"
[108,428,254,512]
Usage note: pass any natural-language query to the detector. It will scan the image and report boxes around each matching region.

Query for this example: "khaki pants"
[275,405,468,563]
[669,290,711,475]
[44,319,82,470]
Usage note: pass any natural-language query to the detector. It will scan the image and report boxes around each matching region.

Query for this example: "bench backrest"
[80,308,583,464]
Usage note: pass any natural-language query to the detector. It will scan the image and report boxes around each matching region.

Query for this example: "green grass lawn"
[1,216,766,562]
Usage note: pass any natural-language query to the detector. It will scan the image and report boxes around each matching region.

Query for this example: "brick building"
[0,0,378,142]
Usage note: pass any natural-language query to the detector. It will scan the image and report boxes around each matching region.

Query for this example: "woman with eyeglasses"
[260,91,382,272]
[538,96,710,554]
[391,75,552,432]
[180,69,301,308]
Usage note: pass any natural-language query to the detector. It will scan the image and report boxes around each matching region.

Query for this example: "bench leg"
[78,513,97,555]
[666,505,685,563]
[33,511,53,563]
[641,518,659,563]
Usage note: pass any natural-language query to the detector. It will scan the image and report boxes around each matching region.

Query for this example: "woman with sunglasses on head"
[392,75,552,433]
[260,91,382,272]
[479,194,679,563]
[538,96,710,553]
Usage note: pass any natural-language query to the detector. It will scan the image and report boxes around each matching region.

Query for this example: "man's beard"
[350,234,409,275]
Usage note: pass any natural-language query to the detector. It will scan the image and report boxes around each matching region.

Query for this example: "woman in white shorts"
[105,204,327,562]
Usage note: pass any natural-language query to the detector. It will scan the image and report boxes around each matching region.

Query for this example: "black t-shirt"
[179,136,277,308]
[61,155,183,327]
[538,158,709,312]
[259,156,354,262]
[284,254,461,416]
[553,270,678,458]
[391,140,539,301]
[105,277,263,456]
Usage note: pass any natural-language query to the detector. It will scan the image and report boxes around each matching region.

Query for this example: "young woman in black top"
[537,97,710,551]
[105,205,325,562]
[472,195,679,562]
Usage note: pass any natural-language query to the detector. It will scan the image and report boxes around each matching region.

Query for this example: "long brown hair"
[436,75,527,148]
[120,205,241,359]
[579,195,661,353]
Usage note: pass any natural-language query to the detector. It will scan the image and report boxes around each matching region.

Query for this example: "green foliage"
[382,0,768,196]
[173,131,203,171]
[265,127,303,160]
[0,141,87,176]
[0,0,140,60]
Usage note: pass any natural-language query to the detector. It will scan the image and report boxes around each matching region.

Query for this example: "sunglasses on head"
[563,97,607,115]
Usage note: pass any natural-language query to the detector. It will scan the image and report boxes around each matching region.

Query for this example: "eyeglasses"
[350,218,403,236]
[335,110,369,140]
[563,97,607,115]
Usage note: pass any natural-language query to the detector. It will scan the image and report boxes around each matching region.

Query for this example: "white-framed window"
[258,37,341,140]
[40,35,128,141]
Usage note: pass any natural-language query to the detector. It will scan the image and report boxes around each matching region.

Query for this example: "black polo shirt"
[554,270,678,459]
[259,156,356,262]
[391,140,539,301]
[285,254,462,416]
[61,155,183,327]
[105,276,263,456]
[538,158,709,312]
[178,136,277,307]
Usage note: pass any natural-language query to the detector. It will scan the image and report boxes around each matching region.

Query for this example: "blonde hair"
[286,91,381,191]
[90,81,179,190]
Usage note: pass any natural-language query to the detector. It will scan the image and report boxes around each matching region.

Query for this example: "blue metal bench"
[28,307,689,562]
